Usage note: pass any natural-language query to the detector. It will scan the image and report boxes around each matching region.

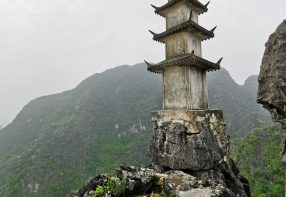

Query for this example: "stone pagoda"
[69,1,250,196]
[146,0,229,170]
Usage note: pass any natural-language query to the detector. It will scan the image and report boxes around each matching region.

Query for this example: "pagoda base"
[149,109,230,170]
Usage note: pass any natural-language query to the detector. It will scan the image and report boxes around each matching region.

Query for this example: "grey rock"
[150,122,222,170]
[69,166,249,197]
[257,20,286,164]
[116,166,156,193]
[179,188,212,197]
[149,110,227,170]
[257,20,286,127]
[164,167,248,197]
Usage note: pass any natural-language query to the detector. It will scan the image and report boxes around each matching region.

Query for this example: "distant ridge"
[0,63,269,196]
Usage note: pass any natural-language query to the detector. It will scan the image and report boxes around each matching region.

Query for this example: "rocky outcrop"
[150,110,229,170]
[68,165,249,197]
[257,20,286,164]
[146,109,249,196]
[257,20,286,127]
[68,108,250,197]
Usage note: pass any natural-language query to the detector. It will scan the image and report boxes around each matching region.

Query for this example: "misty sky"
[0,0,285,127]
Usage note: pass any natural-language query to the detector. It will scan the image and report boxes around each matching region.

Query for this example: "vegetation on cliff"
[232,123,285,197]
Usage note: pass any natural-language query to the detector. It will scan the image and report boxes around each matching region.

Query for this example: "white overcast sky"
[0,0,285,127]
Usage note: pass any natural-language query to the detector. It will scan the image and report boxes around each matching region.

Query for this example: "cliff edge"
[257,20,286,164]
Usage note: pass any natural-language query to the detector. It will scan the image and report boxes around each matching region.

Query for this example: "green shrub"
[89,186,105,197]
[106,177,117,193]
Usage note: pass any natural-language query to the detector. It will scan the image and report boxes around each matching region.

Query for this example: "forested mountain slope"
[232,124,285,196]
[0,63,269,196]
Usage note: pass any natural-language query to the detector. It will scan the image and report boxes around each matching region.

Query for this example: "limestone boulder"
[257,20,286,127]
[257,20,286,164]
[149,110,229,170]
[68,165,249,197]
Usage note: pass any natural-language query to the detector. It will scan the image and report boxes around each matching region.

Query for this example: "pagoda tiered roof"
[150,19,215,42]
[145,53,221,73]
[153,0,209,16]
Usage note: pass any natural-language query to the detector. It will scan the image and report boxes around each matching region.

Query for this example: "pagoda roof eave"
[152,20,215,43]
[154,0,208,17]
[146,53,221,73]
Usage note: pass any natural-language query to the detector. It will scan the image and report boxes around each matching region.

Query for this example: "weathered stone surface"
[164,170,234,197]
[257,20,286,127]
[162,66,208,110]
[149,110,229,170]
[257,20,286,164]
[68,165,249,197]
[116,166,157,194]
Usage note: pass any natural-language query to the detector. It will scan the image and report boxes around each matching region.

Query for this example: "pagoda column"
[146,0,229,170]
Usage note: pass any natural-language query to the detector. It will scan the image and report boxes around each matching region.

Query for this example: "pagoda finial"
[210,26,217,33]
[217,57,223,65]
[189,10,193,21]
[148,30,157,36]
[150,4,158,9]
[205,1,210,8]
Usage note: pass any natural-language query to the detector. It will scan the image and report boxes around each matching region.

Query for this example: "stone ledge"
[68,165,250,197]
[152,109,224,134]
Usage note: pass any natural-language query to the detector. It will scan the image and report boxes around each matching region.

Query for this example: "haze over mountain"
[0,63,270,196]
[1,0,285,127]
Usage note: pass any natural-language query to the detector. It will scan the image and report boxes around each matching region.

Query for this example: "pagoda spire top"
[153,0,209,17]
[146,0,222,110]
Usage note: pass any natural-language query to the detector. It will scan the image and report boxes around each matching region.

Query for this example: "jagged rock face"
[257,20,286,127]
[257,20,286,164]
[69,165,249,197]
[149,110,229,170]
